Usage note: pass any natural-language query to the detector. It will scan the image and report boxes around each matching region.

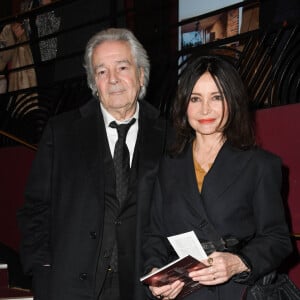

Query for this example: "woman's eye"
[212,94,224,101]
[190,96,200,103]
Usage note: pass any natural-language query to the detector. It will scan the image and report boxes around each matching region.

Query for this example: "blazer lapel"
[136,101,166,183]
[161,143,203,219]
[178,144,202,202]
[202,142,254,203]
[74,99,105,201]
[135,101,167,226]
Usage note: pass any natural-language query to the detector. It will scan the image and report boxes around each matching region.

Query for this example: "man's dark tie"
[109,118,136,205]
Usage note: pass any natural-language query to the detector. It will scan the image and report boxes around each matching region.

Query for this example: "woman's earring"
[96,91,99,97]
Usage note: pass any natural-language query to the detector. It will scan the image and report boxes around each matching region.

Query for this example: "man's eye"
[119,65,129,71]
[96,69,107,77]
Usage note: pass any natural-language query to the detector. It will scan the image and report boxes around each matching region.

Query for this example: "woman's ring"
[208,257,213,265]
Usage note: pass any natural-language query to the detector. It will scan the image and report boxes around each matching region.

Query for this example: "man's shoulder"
[139,100,161,119]
[50,98,98,125]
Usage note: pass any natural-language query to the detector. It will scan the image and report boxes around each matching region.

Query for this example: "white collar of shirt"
[100,102,139,166]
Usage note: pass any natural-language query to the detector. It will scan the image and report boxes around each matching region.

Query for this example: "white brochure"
[167,230,208,261]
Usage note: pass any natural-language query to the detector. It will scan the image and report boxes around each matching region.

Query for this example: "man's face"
[92,40,144,119]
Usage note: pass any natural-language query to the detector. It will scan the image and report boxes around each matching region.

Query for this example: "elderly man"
[18,28,167,300]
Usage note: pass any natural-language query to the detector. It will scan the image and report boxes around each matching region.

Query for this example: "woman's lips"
[198,118,215,124]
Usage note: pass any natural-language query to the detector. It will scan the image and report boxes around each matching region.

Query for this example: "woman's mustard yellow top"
[193,154,212,192]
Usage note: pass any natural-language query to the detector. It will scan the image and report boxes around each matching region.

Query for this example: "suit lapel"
[175,142,254,215]
[179,144,202,201]
[135,100,166,226]
[173,144,206,217]
[202,142,254,203]
[175,142,255,242]
[136,101,166,184]
[74,99,105,201]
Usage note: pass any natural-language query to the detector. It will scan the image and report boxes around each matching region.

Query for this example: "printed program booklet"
[141,231,208,299]
[140,255,207,299]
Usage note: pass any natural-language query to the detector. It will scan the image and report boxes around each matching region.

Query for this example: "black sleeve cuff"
[232,253,253,283]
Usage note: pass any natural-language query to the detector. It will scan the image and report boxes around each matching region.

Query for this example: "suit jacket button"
[114,219,122,225]
[89,231,97,239]
[79,273,88,280]
[103,250,110,258]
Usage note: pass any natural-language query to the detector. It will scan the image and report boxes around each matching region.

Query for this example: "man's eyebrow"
[94,60,131,70]
[94,64,105,70]
[116,59,131,65]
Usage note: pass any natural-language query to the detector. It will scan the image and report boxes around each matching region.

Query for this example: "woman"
[0,0,60,116]
[0,21,37,93]
[142,55,292,300]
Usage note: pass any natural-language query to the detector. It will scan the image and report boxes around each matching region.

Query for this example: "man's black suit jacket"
[18,98,167,300]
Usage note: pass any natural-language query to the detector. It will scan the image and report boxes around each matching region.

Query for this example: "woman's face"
[187,71,228,136]
[41,0,52,5]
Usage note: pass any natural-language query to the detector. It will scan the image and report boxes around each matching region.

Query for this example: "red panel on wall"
[0,146,35,252]
[255,103,300,288]
[255,103,300,234]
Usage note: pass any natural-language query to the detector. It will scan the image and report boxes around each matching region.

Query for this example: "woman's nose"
[201,100,211,114]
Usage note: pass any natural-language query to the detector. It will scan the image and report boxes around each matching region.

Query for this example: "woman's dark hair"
[171,55,255,155]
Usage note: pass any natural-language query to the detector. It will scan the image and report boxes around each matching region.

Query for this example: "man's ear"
[139,67,145,86]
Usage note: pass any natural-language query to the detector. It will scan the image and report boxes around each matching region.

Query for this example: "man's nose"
[109,71,119,84]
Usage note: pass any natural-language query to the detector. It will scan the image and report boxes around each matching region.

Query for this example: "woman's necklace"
[193,137,225,172]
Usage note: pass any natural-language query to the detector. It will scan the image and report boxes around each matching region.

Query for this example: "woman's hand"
[148,268,185,300]
[189,252,249,285]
